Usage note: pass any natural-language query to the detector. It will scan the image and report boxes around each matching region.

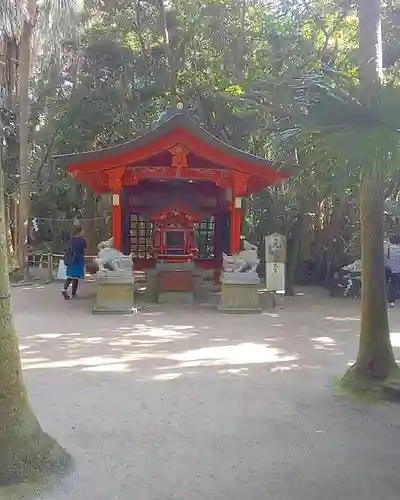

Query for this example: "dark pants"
[64,278,79,296]
[387,270,400,303]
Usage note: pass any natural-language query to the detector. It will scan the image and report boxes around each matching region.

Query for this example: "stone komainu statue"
[95,238,132,271]
[222,240,260,273]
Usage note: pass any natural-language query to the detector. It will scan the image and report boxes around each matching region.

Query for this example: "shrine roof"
[53,110,298,179]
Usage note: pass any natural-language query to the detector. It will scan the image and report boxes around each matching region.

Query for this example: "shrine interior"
[122,180,230,270]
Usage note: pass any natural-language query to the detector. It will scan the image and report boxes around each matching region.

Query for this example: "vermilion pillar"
[112,192,122,251]
[106,167,126,252]
[230,197,242,254]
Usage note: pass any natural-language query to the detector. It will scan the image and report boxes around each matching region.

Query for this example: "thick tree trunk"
[343,0,398,383]
[0,134,70,485]
[346,172,397,380]
[344,0,398,386]
[358,0,382,86]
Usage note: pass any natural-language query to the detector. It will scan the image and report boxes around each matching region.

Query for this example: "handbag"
[63,240,76,267]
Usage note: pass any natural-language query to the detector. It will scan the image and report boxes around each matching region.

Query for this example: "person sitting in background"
[385,234,400,307]
[62,225,87,300]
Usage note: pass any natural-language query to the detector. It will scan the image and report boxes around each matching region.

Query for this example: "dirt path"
[6,283,400,499]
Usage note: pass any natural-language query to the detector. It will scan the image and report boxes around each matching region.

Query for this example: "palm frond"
[36,0,84,51]
[272,71,400,173]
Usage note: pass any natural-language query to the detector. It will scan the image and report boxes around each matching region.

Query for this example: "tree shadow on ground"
[12,283,381,383]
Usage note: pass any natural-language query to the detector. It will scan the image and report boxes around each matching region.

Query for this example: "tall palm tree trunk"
[355,171,396,377]
[344,0,397,382]
[0,122,70,485]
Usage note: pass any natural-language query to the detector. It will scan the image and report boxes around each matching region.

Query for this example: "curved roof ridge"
[54,109,298,177]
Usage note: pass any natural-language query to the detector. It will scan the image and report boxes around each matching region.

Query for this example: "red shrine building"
[55,109,295,277]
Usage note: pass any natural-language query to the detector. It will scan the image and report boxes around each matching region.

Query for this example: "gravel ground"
[5,282,400,500]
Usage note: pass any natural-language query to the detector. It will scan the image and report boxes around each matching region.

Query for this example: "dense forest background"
[2,0,400,289]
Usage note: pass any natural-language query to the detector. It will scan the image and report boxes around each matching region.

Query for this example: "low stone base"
[158,291,194,304]
[93,306,137,315]
[220,280,261,314]
[93,271,135,314]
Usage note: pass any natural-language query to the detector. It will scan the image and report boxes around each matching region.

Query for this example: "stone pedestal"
[93,270,136,314]
[219,272,261,314]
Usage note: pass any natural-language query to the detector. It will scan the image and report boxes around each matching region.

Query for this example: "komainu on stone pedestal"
[95,237,133,272]
[220,241,261,313]
[93,238,135,314]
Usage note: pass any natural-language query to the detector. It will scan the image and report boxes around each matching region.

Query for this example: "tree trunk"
[0,126,70,486]
[5,195,16,270]
[352,172,396,379]
[344,0,397,383]
[17,1,35,278]
[235,0,247,84]
[82,189,98,254]
[158,0,173,97]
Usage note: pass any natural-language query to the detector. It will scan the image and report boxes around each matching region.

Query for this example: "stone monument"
[219,240,261,313]
[265,233,286,293]
[93,238,136,314]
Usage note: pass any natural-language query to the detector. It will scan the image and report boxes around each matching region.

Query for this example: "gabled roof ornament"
[153,103,204,128]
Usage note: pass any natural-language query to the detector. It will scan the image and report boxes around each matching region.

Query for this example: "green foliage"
[5,0,399,278]
[274,71,400,176]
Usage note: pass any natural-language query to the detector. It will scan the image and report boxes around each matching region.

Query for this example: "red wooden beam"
[75,166,234,191]
[67,128,287,186]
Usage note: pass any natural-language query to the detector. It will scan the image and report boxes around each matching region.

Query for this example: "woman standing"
[62,225,87,300]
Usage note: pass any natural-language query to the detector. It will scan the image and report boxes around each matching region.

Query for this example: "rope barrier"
[51,253,98,259]
[34,216,111,222]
